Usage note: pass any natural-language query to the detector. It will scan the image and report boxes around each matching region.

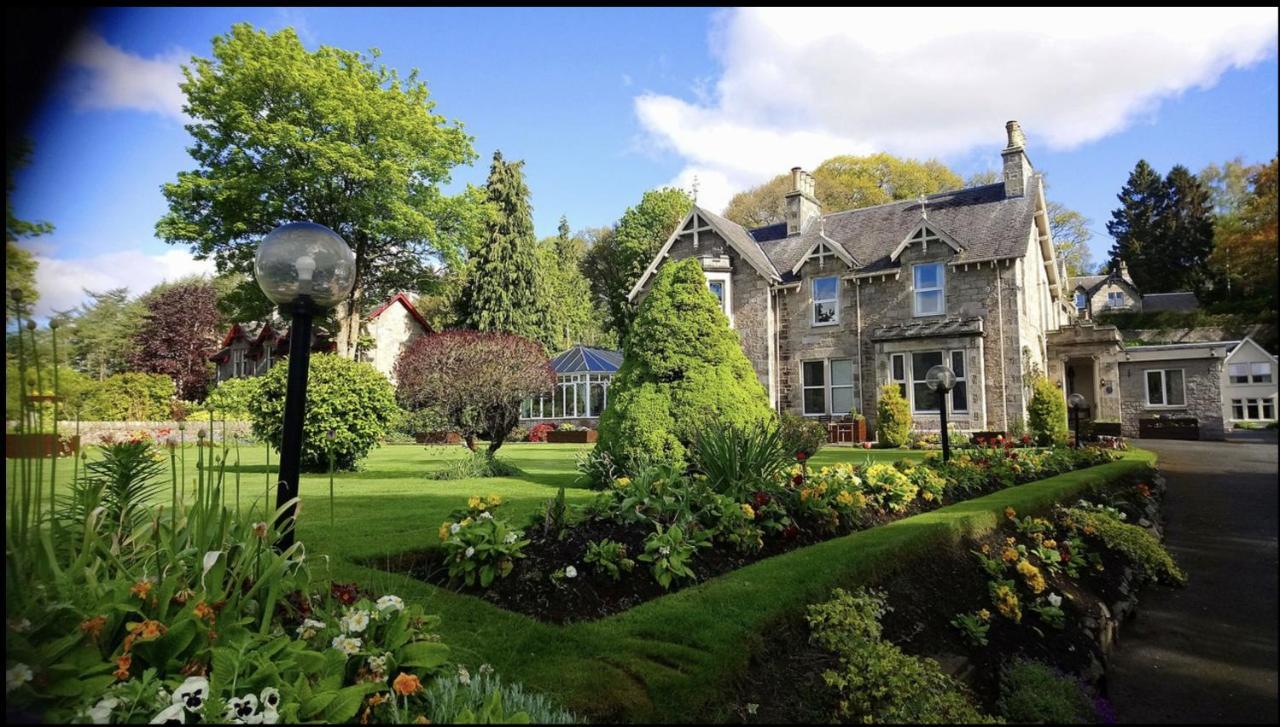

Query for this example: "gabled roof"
[368,292,432,333]
[888,220,964,262]
[790,236,856,275]
[1225,336,1278,362]
[627,206,781,301]
[549,345,623,374]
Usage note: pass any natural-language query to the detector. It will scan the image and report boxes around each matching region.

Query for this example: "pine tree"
[1164,165,1216,296]
[459,151,554,349]
[1106,160,1171,292]
[595,258,774,468]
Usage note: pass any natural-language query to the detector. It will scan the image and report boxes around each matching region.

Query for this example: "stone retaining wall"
[7,421,257,446]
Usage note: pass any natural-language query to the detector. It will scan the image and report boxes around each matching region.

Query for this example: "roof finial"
[691,174,700,205]
[918,194,928,221]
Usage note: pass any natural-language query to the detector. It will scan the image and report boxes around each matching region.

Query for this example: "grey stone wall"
[28,420,256,446]
[1118,358,1224,440]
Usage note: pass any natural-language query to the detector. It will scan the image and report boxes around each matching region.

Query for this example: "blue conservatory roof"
[550,345,623,375]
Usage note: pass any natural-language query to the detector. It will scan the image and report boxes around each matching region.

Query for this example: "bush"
[596,258,775,468]
[430,451,524,480]
[997,659,1096,724]
[690,422,790,500]
[1066,506,1186,585]
[875,384,912,447]
[528,422,555,442]
[779,412,826,458]
[203,376,259,420]
[81,372,175,421]
[807,588,995,723]
[1028,376,1069,446]
[248,353,398,471]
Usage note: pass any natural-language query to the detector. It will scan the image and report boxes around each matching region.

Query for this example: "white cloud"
[636,7,1279,212]
[32,248,216,317]
[63,32,190,121]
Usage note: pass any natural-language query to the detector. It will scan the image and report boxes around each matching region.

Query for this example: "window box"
[1138,416,1199,440]
[546,429,597,444]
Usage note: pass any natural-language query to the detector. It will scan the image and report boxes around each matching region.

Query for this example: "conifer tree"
[459,151,553,349]
[1164,165,1216,296]
[1106,160,1170,293]
[595,258,774,468]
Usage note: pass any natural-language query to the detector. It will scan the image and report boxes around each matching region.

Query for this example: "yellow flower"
[1043,539,1057,549]
[461,517,473,527]
[740,503,756,519]
[1004,506,1016,519]
[468,496,482,510]
[977,609,992,621]
[1005,537,1016,546]
[487,494,502,507]
[439,522,452,542]
[613,477,631,489]
[1001,547,1020,563]
[992,584,1022,622]
[836,491,855,507]
[1017,559,1046,593]
[980,544,991,555]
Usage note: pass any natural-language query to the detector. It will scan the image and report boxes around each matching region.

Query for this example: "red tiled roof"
[367,292,432,333]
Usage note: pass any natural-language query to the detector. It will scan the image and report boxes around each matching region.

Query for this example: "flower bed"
[378,446,1120,624]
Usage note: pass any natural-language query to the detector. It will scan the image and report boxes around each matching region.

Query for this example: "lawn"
[15,440,1150,721]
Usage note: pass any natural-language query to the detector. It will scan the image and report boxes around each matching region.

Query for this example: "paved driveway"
[1108,439,1279,724]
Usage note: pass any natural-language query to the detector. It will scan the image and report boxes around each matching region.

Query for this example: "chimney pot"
[1005,120,1026,149]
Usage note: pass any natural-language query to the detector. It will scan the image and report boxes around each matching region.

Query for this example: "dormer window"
[812,276,839,325]
[913,263,945,317]
[704,271,733,327]
[1074,291,1087,310]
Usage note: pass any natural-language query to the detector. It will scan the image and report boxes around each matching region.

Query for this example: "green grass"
[14,441,1150,722]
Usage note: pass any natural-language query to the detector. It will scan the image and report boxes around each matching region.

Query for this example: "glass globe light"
[1068,393,1087,409]
[254,222,356,309]
[925,364,956,392]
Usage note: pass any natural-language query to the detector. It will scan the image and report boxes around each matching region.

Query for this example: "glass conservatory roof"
[550,345,623,375]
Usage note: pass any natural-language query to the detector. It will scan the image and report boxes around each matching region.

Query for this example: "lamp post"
[925,364,957,463]
[1068,393,1086,449]
[255,222,356,550]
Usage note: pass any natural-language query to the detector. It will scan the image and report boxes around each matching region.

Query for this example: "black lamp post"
[255,222,356,550]
[925,364,957,463]
[1068,393,1086,449]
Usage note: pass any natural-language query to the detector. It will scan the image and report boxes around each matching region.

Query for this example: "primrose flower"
[296,619,326,639]
[368,654,388,674]
[394,672,422,696]
[341,610,371,634]
[468,496,484,511]
[503,531,518,545]
[976,609,992,622]
[564,565,578,579]
[439,522,452,541]
[612,476,631,489]
[465,546,476,559]
[331,635,362,656]
[740,503,756,519]
[376,595,405,614]
[659,546,671,557]
[6,663,33,693]
[1048,593,1063,608]
[479,511,493,521]
[450,523,462,535]
[487,494,503,507]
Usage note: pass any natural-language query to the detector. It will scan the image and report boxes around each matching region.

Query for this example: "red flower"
[796,451,808,462]
[791,474,805,486]
[782,525,799,540]
[330,582,360,605]
[1021,434,1031,445]
[753,491,771,508]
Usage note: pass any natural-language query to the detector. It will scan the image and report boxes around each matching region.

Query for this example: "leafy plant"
[431,451,524,480]
[875,384,912,447]
[78,437,167,532]
[1065,506,1186,585]
[690,421,790,500]
[1028,375,1069,446]
[950,611,991,647]
[778,412,826,458]
[421,669,577,724]
[439,497,530,588]
[997,659,1095,724]
[583,539,635,581]
[637,524,707,589]
[859,462,918,512]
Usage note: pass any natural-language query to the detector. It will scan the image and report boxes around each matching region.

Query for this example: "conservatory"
[521,345,622,423]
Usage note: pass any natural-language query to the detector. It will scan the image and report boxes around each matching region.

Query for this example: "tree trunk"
[334,242,366,360]
[464,433,477,452]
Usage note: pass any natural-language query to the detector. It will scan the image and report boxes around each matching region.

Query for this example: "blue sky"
[11,7,1279,317]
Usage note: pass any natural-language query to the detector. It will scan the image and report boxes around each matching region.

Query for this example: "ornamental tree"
[394,331,554,455]
[1027,376,1068,446]
[128,278,222,401]
[594,257,774,468]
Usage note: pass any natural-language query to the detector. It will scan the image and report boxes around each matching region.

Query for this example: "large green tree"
[458,151,554,349]
[66,288,146,381]
[723,153,963,228]
[1208,157,1278,303]
[595,258,774,468]
[6,139,52,322]
[157,24,480,358]
[1163,165,1216,296]
[1106,160,1171,293]
[582,187,691,342]
[537,216,612,351]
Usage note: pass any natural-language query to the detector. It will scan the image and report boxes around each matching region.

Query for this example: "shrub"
[779,412,827,458]
[1028,376,1069,446]
[997,659,1095,724]
[528,422,555,442]
[203,376,259,420]
[81,372,175,421]
[421,670,577,725]
[248,353,398,471]
[396,331,554,455]
[1065,506,1186,585]
[595,258,774,468]
[807,588,995,723]
[690,422,790,500]
[875,384,912,447]
[430,451,524,480]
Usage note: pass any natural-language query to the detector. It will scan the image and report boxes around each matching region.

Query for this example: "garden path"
[1108,439,1278,724]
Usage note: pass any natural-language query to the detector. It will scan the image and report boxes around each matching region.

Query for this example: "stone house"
[211,292,430,385]
[628,120,1229,440]
[1068,262,1199,320]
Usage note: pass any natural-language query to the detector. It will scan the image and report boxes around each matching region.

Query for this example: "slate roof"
[550,346,623,375]
[1140,292,1199,312]
[750,183,1037,281]
[694,206,781,280]
[1068,275,1108,292]
[871,317,985,342]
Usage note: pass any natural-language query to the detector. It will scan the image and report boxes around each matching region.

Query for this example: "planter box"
[415,431,463,445]
[546,430,597,444]
[1087,422,1122,439]
[826,419,867,444]
[1138,417,1199,440]
[6,433,80,458]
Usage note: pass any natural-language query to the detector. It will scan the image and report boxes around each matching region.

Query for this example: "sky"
[10,7,1279,318]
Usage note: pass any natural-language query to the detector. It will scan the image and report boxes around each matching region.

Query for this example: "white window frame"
[912,263,945,317]
[1106,291,1126,309]
[811,275,840,326]
[830,359,857,415]
[890,353,908,400]
[890,349,971,414]
[521,373,612,420]
[1143,368,1186,409]
[1232,397,1276,421]
[802,358,859,416]
[949,350,969,413]
[801,360,827,416]
[1250,362,1273,384]
[1228,363,1250,385]
[704,271,733,327]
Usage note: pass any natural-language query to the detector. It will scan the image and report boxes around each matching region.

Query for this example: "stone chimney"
[785,167,821,236]
[1001,120,1033,198]
[1116,259,1133,284]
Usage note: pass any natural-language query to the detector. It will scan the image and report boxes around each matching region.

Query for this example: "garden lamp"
[255,222,356,550]
[925,364,957,462]
[1068,393,1087,449]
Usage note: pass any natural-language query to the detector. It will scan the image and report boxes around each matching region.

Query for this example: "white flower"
[295,619,326,639]
[259,687,281,712]
[479,511,493,520]
[172,676,209,712]
[450,523,462,534]
[367,654,388,674]
[154,687,172,710]
[659,546,671,557]
[331,635,362,656]
[503,532,518,545]
[564,566,578,579]
[8,617,31,633]
[478,663,494,676]
[1048,593,1063,608]
[86,697,120,724]
[340,610,370,634]
[465,546,476,559]
[224,694,259,722]
[151,703,186,724]
[457,665,471,685]
[6,663,33,693]
[375,595,404,614]
[260,708,279,725]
